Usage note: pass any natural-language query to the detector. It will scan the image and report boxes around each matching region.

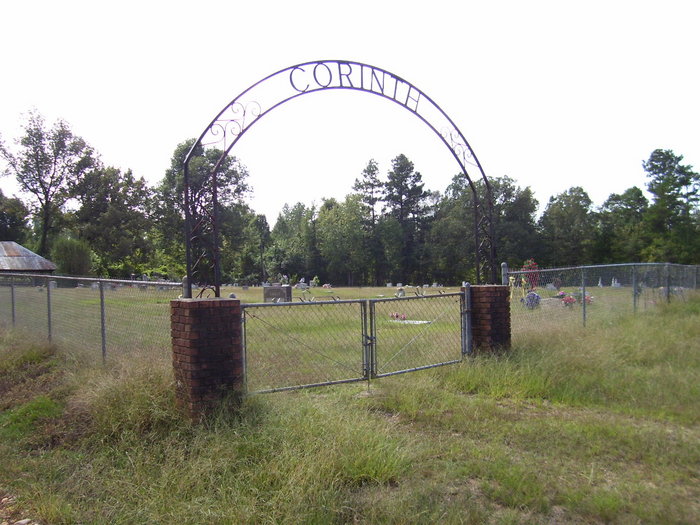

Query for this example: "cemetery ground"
[0,292,699,524]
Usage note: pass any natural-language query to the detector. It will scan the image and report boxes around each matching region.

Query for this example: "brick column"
[464,285,511,352]
[170,298,244,421]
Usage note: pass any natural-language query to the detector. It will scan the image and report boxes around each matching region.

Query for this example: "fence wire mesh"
[372,293,464,376]
[4,263,694,394]
[0,273,181,362]
[242,300,367,393]
[504,263,699,344]
[242,292,466,393]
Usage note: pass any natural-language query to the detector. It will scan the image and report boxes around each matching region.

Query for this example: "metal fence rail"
[0,273,181,361]
[502,262,699,343]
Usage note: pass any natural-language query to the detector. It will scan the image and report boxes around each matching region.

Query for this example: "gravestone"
[263,284,292,303]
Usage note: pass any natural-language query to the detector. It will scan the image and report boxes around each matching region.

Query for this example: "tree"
[236,213,271,284]
[0,112,97,255]
[51,237,92,276]
[489,176,539,268]
[538,187,595,266]
[593,187,648,263]
[0,190,30,243]
[426,175,539,284]
[641,149,699,263]
[267,203,321,282]
[71,167,153,277]
[352,159,385,284]
[383,154,428,224]
[353,159,382,227]
[382,154,430,282]
[317,195,366,285]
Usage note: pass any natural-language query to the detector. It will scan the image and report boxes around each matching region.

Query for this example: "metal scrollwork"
[182,60,497,298]
[202,101,263,150]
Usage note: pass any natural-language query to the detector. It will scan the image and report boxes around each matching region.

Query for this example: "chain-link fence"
[502,262,700,343]
[6,264,694,393]
[242,292,468,393]
[0,273,182,362]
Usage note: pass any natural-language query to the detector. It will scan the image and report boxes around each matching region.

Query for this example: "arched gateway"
[182,60,496,297]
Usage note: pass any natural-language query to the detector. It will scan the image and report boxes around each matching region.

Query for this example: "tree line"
[1,111,698,284]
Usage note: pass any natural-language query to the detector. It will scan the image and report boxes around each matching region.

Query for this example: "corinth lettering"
[289,61,421,113]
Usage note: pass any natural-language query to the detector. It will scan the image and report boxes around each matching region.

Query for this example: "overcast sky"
[1,0,698,222]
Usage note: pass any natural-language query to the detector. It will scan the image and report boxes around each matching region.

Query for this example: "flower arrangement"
[390,312,407,320]
[561,295,576,307]
[521,291,541,309]
[520,258,540,289]
[558,291,593,307]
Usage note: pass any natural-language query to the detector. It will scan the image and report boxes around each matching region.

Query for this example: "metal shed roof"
[0,241,57,272]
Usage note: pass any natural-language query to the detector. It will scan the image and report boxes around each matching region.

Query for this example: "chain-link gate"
[242,291,470,394]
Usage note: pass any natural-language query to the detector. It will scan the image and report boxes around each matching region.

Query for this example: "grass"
[0,294,699,523]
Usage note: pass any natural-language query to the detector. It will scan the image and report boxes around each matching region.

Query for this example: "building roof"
[0,241,57,272]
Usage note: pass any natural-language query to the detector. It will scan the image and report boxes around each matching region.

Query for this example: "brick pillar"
[170,298,244,421]
[464,285,511,352]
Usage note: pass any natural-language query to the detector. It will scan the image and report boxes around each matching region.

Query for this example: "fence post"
[361,300,371,379]
[462,283,473,357]
[632,264,638,314]
[368,300,377,378]
[581,268,587,327]
[10,277,16,327]
[500,262,509,286]
[46,276,52,343]
[99,281,107,363]
[665,263,671,303]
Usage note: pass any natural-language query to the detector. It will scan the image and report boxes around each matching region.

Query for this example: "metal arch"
[183,60,496,297]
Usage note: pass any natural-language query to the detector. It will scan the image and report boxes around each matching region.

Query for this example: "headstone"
[263,284,292,303]
[49,280,57,289]
[545,283,557,291]
[396,287,405,298]
[386,283,393,287]
[598,277,603,287]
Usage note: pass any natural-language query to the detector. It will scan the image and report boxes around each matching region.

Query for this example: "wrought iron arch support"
[182,60,496,298]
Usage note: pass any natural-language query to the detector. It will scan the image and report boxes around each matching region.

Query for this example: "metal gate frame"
[242,287,472,394]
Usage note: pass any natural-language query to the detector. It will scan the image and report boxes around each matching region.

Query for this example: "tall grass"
[445,298,700,423]
[0,297,699,524]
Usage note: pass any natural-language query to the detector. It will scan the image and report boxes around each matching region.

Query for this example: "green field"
[0,294,699,524]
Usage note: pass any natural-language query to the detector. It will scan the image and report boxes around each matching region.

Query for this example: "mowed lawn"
[0,289,698,524]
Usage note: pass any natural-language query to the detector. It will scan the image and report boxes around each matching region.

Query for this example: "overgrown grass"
[447,298,700,423]
[0,297,699,524]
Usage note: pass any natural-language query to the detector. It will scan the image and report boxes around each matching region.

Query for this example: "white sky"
[1,0,698,223]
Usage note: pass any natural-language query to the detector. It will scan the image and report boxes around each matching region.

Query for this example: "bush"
[51,237,93,276]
